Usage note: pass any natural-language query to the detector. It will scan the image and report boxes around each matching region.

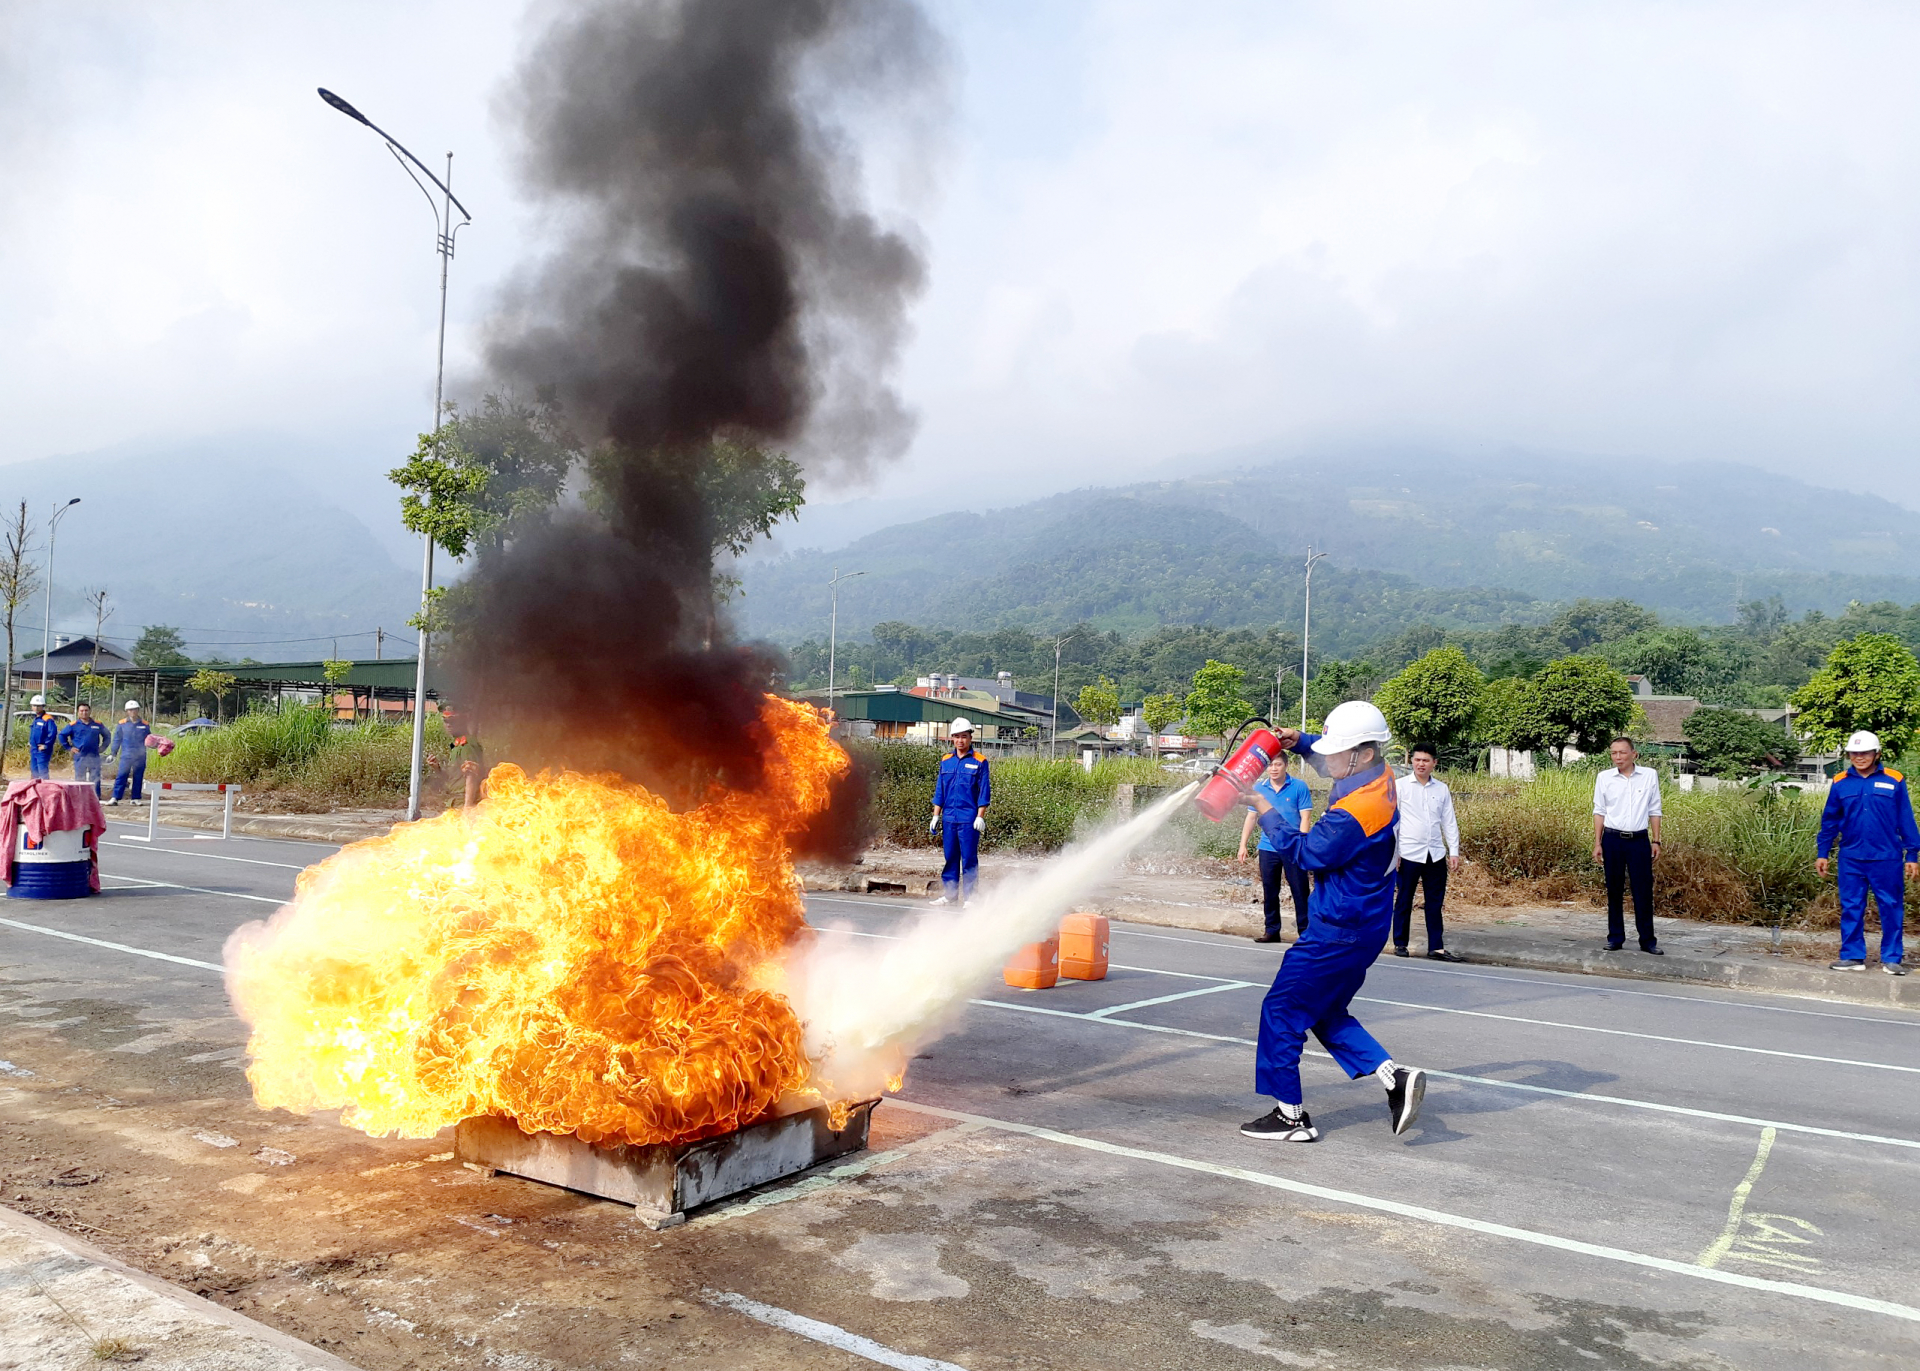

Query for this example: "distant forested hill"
[738,451,1920,647]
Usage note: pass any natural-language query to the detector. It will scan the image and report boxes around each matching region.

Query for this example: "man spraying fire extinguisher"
[1238,700,1425,1143]
[929,717,990,906]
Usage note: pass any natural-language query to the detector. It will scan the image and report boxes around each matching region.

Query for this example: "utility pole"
[376,627,384,661]
[318,88,472,823]
[1301,547,1327,732]
[1051,632,1076,760]
[38,499,80,703]
[826,567,864,727]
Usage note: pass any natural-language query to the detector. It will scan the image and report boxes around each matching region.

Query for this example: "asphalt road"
[3,822,1919,1369]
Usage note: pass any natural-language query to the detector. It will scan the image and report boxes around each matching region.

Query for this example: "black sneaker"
[1885,963,1908,976]
[1426,949,1462,962]
[1386,1067,1426,1135]
[1641,946,1665,956]
[1253,932,1281,944]
[1830,959,1866,971]
[1391,946,1410,957]
[1240,1107,1318,1141]
[1604,942,1624,951]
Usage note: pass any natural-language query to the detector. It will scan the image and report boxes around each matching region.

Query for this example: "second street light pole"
[319,88,471,822]
[39,499,80,704]
[1051,632,1075,760]
[1301,546,1327,733]
[826,568,864,727]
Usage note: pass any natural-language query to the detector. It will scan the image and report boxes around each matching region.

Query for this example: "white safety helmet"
[948,716,975,735]
[1845,730,1882,754]
[1311,700,1392,755]
[125,700,142,711]
[28,695,44,707]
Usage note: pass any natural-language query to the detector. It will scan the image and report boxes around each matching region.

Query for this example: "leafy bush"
[1684,707,1799,777]
[149,705,449,810]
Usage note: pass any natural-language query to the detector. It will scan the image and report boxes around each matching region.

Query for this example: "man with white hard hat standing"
[1238,700,1425,1143]
[25,695,58,780]
[107,700,152,807]
[929,717,990,906]
[1816,730,1917,974]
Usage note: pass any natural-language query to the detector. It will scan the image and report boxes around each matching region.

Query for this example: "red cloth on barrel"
[1,779,106,892]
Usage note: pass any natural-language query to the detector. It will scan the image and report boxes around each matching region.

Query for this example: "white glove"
[973,814,986,834]
[928,814,940,835]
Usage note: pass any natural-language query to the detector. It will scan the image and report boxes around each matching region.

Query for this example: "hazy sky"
[7,0,1920,532]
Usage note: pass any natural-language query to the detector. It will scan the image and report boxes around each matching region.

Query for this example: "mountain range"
[738,450,1920,650]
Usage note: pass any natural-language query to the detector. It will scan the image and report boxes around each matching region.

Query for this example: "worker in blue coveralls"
[107,700,152,806]
[929,717,990,906]
[60,702,111,797]
[26,695,59,780]
[1816,729,1917,975]
[1237,700,1426,1142]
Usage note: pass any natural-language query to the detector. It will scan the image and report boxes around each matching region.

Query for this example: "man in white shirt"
[1393,743,1462,960]
[1591,736,1664,954]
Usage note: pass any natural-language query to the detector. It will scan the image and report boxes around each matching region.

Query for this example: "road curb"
[1443,930,1920,1010]
[0,1204,363,1369]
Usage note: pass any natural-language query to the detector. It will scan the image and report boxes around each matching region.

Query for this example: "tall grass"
[149,706,450,810]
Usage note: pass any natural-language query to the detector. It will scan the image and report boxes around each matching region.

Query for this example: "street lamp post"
[39,499,81,704]
[1300,547,1327,732]
[318,88,473,823]
[1050,633,1076,760]
[826,568,864,726]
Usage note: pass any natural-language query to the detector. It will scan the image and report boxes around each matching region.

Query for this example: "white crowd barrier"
[124,781,243,843]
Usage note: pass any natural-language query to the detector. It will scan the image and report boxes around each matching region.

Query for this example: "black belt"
[1603,828,1650,840]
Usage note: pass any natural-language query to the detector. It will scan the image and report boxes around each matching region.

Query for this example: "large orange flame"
[225,696,848,1147]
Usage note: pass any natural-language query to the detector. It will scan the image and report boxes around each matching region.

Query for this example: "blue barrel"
[9,824,93,899]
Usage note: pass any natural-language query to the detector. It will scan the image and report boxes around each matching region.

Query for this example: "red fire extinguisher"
[1193,719,1284,823]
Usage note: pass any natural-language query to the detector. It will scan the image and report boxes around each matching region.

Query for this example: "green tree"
[1509,656,1635,756]
[133,626,190,669]
[440,390,580,548]
[1140,691,1184,757]
[1184,659,1254,740]
[1600,628,1717,697]
[1790,632,1920,756]
[1684,707,1801,777]
[1372,647,1485,752]
[1075,677,1122,728]
[389,427,494,559]
[1474,677,1530,749]
[187,668,239,722]
[0,502,39,774]
[1547,598,1661,653]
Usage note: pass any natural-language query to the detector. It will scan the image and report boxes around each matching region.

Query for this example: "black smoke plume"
[452,0,940,810]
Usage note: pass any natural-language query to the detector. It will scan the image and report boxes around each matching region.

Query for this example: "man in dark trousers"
[1392,743,1461,960]
[1817,730,1917,974]
[1592,736,1663,954]
[929,717,990,906]
[1237,754,1313,942]
[1239,701,1425,1144]
[60,703,110,798]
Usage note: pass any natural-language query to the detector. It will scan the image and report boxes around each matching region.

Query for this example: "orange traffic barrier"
[1003,935,1061,990]
[1058,911,1110,981]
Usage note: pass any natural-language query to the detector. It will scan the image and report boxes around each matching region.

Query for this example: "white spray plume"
[787,782,1200,1102]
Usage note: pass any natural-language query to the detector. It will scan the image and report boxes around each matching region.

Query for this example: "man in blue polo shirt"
[1816,730,1918,975]
[60,702,111,797]
[108,700,153,806]
[1237,754,1313,942]
[929,717,991,906]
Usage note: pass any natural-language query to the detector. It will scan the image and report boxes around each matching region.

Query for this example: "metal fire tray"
[455,1099,878,1228]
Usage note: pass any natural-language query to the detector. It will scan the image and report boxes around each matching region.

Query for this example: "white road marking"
[1109,962,1245,982]
[0,916,223,973]
[966,996,1920,1151]
[100,875,285,905]
[883,1099,1920,1325]
[1357,996,1920,1075]
[104,841,308,872]
[704,1288,967,1370]
[1086,982,1256,1018]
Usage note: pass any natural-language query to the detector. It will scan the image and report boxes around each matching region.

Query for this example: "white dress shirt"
[1593,764,1662,832]
[1394,773,1459,862]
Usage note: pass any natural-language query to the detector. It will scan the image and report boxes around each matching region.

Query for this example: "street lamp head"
[63,498,80,508]
[318,87,373,127]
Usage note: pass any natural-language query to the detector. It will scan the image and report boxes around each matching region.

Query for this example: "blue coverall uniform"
[59,717,110,796]
[932,747,992,900]
[1251,733,1399,1106]
[1817,764,1918,966]
[26,712,59,780]
[109,719,152,802]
